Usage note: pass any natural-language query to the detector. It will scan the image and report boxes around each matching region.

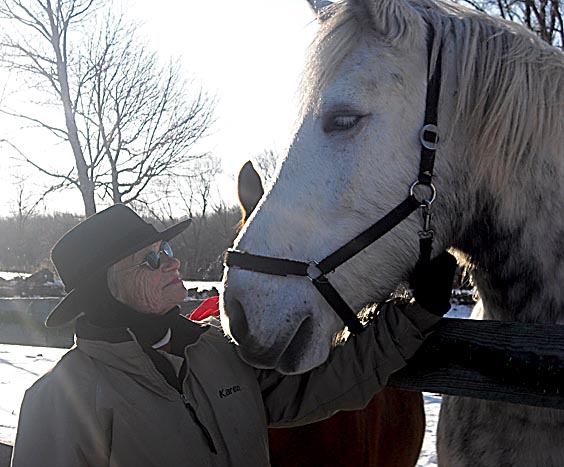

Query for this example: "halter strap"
[419,33,442,184]
[225,28,442,335]
[316,196,422,275]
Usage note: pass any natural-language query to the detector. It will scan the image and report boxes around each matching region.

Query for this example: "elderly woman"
[11,204,455,467]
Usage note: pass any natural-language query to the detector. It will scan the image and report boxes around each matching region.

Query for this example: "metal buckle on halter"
[420,124,439,150]
[307,261,326,282]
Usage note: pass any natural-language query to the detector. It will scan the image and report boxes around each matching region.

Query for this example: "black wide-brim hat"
[45,204,192,327]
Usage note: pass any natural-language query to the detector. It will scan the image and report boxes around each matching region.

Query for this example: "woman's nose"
[161,255,181,271]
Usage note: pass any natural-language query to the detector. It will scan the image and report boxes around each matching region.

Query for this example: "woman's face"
[108,241,188,315]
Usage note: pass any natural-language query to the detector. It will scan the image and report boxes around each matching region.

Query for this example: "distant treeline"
[0,207,243,281]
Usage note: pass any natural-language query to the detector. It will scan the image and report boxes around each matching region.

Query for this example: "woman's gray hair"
[107,264,124,301]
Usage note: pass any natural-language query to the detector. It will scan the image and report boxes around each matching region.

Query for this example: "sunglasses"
[130,242,174,271]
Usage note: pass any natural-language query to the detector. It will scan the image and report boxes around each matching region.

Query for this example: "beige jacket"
[11,303,439,467]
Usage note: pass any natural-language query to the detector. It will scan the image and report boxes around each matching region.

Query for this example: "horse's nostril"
[225,297,249,344]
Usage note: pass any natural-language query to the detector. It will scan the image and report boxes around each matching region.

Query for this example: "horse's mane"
[300,0,564,192]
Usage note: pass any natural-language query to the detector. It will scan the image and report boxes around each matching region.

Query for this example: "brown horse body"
[237,161,425,467]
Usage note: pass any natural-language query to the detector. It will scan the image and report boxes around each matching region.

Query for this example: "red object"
[189,296,220,321]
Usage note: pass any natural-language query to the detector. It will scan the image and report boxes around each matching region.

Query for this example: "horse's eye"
[323,114,364,133]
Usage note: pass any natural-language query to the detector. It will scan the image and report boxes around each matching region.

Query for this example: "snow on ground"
[0,272,30,281]
[0,303,473,467]
[0,344,67,444]
[418,393,442,466]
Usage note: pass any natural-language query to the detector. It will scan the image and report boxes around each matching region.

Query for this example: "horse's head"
[223,0,556,373]
[221,0,461,374]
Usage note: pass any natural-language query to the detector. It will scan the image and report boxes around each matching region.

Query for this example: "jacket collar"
[75,314,209,400]
[76,312,207,345]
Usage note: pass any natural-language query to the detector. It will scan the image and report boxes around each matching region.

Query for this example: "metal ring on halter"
[420,123,439,150]
[410,181,436,207]
[307,261,324,281]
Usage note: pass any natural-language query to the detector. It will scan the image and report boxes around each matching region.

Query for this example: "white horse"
[222,0,564,464]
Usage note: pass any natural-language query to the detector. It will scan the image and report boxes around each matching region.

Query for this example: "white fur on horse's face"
[222,18,442,374]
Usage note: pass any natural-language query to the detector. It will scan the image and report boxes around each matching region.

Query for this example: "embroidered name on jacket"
[219,385,241,399]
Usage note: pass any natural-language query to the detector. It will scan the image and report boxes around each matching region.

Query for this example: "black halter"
[225,31,443,335]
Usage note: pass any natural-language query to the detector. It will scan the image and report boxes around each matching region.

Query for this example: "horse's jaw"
[221,270,341,374]
[232,317,331,375]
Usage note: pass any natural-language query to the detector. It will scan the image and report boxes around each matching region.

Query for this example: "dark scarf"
[78,270,178,346]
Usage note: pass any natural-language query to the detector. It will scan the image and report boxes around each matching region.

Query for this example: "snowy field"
[0,344,66,445]
[0,304,473,466]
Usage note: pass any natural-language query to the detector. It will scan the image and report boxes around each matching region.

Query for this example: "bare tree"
[10,172,42,222]
[456,0,564,48]
[0,1,215,215]
[0,0,98,214]
[252,149,280,187]
[135,156,223,277]
[79,14,215,205]
[137,155,222,219]
[7,173,40,270]
[179,157,223,218]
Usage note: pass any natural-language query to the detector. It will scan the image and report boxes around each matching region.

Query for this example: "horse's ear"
[349,0,425,44]
[238,161,265,222]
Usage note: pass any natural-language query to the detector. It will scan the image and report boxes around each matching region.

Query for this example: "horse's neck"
[456,187,564,324]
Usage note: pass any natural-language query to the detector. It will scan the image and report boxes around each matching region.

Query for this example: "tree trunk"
[48,7,96,215]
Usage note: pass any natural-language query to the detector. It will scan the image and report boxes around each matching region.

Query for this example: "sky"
[128,0,318,174]
[0,0,319,216]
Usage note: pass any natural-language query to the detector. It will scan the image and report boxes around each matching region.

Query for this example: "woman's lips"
[164,276,184,288]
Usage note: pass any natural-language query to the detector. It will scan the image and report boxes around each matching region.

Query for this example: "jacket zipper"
[181,393,218,454]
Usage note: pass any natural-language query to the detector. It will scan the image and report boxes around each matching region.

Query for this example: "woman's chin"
[172,287,189,307]
[164,279,188,297]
